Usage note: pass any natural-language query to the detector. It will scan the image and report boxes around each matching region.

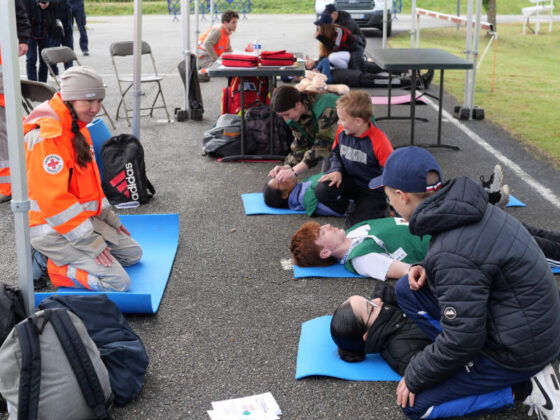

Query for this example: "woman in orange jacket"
[24,66,142,291]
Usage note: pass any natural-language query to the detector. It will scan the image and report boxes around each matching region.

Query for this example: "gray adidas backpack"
[0,309,113,420]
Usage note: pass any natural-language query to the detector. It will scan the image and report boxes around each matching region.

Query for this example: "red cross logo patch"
[43,154,64,174]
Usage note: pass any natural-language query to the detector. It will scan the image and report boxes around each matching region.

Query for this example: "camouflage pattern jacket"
[285,93,339,169]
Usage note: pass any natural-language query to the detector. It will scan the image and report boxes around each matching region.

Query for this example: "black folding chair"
[41,46,116,129]
[109,41,171,126]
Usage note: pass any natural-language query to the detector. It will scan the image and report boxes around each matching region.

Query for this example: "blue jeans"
[71,6,88,52]
[26,37,52,82]
[395,275,538,419]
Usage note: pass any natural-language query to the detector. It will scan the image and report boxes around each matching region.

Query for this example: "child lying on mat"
[331,282,519,418]
[291,218,428,281]
[330,281,430,375]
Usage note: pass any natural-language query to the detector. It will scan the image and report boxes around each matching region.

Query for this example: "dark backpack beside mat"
[0,308,113,419]
[101,134,155,206]
[177,56,204,121]
[0,283,26,413]
[39,295,149,406]
[245,103,293,156]
[203,114,257,158]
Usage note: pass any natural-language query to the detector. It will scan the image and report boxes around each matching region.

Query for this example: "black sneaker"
[523,361,560,419]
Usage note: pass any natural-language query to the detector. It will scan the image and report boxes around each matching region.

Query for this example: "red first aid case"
[221,53,259,68]
[259,50,297,66]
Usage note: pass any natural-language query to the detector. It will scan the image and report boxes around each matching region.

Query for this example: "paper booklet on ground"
[207,392,281,420]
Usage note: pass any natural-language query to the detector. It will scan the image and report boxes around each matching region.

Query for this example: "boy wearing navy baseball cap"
[369,146,560,419]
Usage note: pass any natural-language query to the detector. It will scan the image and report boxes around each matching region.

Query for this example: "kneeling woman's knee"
[314,181,334,201]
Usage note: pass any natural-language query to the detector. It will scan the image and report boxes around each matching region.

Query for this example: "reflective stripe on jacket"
[24,93,109,243]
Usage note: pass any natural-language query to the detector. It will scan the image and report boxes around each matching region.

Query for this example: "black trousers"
[314,176,388,228]
[523,223,560,261]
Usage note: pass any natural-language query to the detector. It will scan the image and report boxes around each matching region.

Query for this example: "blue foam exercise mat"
[35,214,179,314]
[293,263,364,279]
[553,267,560,274]
[296,315,401,381]
[507,194,526,207]
[242,193,305,215]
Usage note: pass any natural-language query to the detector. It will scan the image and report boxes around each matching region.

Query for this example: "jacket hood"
[409,176,488,237]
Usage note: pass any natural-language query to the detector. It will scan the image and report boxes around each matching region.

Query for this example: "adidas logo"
[109,162,140,200]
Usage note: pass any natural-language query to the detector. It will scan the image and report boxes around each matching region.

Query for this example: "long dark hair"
[65,101,92,168]
[330,301,367,363]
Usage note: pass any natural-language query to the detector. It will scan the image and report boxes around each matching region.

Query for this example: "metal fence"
[167,0,251,20]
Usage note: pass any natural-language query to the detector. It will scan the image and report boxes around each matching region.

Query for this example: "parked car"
[314,0,393,36]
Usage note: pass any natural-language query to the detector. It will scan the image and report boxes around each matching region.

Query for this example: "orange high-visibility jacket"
[24,93,110,244]
[197,24,230,58]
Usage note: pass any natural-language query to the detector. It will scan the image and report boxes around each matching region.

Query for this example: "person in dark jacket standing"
[68,0,88,55]
[25,0,58,81]
[369,146,560,419]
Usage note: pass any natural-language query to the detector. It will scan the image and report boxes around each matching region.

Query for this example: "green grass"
[85,0,529,17]
[389,23,560,165]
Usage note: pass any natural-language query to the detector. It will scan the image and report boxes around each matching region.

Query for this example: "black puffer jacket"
[365,282,431,376]
[404,176,560,394]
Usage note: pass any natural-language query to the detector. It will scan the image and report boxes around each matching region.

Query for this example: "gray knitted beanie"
[60,66,105,101]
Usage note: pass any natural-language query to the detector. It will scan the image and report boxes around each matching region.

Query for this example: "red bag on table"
[221,53,259,68]
[259,50,297,66]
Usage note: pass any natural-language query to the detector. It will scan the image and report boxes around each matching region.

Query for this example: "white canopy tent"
[0,0,205,313]
[0,0,34,314]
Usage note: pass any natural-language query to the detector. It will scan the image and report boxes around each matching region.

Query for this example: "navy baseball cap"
[314,13,333,26]
[369,146,443,192]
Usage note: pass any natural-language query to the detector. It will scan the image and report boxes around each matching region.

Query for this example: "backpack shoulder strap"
[15,318,42,420]
[49,309,112,420]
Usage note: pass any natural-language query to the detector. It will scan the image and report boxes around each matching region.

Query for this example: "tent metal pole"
[382,0,388,48]
[132,0,143,139]
[469,0,483,119]
[462,0,474,113]
[410,0,416,47]
[181,0,191,114]
[0,0,34,315]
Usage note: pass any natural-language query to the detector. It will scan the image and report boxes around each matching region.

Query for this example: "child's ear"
[281,190,290,199]
[394,189,409,204]
[319,248,332,259]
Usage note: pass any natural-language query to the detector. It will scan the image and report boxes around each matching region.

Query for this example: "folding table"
[208,59,305,161]
[370,48,473,150]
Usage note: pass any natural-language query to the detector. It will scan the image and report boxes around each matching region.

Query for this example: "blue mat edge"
[34,213,179,314]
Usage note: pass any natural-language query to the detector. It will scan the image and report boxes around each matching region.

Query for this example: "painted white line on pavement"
[422,96,560,210]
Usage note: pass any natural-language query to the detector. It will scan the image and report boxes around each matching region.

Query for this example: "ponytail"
[65,101,92,168]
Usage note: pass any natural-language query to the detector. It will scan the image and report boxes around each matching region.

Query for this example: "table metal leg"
[414,69,459,151]
[375,70,429,123]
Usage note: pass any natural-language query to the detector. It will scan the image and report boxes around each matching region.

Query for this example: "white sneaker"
[524,361,560,419]
[495,184,510,209]
[489,164,504,193]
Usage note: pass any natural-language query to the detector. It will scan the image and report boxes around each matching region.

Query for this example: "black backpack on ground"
[177,55,204,121]
[101,134,155,206]
[0,283,26,413]
[245,103,293,156]
[202,114,256,158]
[39,295,149,406]
[0,283,26,348]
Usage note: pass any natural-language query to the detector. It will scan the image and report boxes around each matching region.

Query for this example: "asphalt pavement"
[1,13,559,420]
